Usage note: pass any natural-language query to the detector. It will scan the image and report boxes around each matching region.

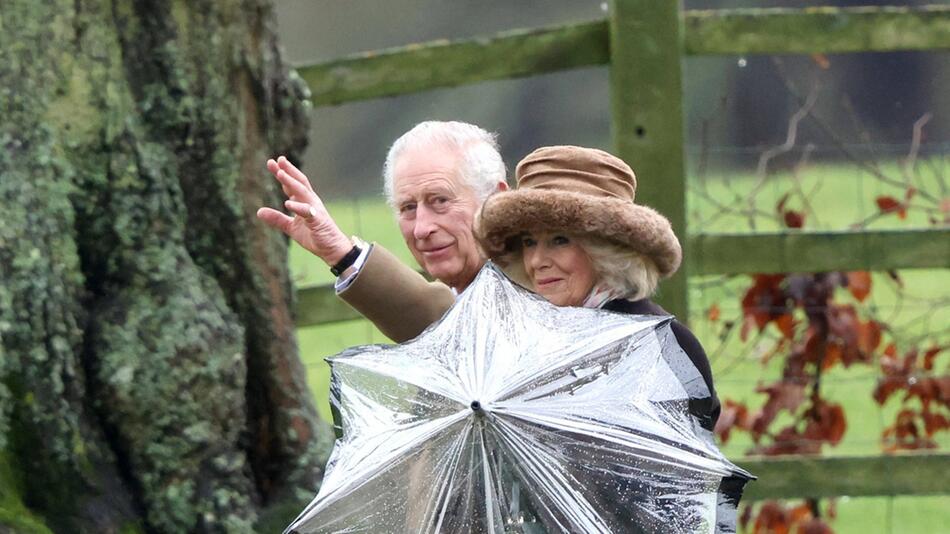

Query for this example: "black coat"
[602,298,721,432]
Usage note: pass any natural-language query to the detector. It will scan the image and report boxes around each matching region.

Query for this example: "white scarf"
[581,285,628,309]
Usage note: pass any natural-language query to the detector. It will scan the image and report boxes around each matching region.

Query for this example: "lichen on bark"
[1,0,328,531]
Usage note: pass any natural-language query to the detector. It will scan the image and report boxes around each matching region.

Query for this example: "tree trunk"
[0,1,330,532]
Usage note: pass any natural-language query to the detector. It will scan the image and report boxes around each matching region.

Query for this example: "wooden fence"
[291,3,950,501]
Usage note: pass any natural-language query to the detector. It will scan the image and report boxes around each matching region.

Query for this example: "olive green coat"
[338,244,456,342]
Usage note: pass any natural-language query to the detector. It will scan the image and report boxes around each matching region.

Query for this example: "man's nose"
[413,205,438,240]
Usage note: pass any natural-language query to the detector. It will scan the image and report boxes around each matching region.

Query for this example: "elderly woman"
[476,145,719,430]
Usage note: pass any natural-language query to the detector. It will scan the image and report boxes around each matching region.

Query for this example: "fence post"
[609,0,689,323]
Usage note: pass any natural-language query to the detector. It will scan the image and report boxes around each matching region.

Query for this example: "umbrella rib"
[294,410,471,524]
[334,356,469,405]
[427,421,475,533]
[489,324,659,403]
[489,417,612,533]
[497,409,735,477]
[477,425,501,534]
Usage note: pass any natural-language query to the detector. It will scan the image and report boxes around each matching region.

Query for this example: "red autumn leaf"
[775,313,796,339]
[759,426,822,456]
[873,376,904,405]
[788,502,813,524]
[707,303,721,322]
[802,400,847,447]
[828,305,860,349]
[846,271,872,302]
[784,210,805,228]
[740,505,753,531]
[742,275,787,336]
[826,499,838,520]
[816,402,847,445]
[876,195,902,214]
[880,343,900,374]
[715,400,751,444]
[934,376,950,402]
[761,382,808,413]
[752,501,791,534]
[740,315,755,342]
[822,343,842,371]
[923,346,942,371]
[894,409,918,439]
[798,518,835,534]
[857,320,882,354]
[902,348,919,373]
[922,411,950,437]
[754,501,790,534]
[753,382,807,439]
[905,186,917,201]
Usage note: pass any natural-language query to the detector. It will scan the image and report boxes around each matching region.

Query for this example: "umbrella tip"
[470,400,483,413]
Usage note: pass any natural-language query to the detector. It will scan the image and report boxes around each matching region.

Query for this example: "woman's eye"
[522,237,537,248]
[552,235,570,246]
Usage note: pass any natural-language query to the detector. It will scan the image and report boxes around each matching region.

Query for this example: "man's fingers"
[273,169,312,200]
[277,156,314,192]
[256,207,294,233]
[284,200,318,220]
[266,159,301,200]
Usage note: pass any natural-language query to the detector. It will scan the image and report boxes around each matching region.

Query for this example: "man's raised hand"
[256,156,353,266]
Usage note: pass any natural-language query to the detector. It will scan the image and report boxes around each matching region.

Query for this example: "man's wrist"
[321,236,354,267]
[329,236,368,278]
[330,243,363,277]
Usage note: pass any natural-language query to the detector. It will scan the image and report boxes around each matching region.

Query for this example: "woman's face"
[521,232,597,307]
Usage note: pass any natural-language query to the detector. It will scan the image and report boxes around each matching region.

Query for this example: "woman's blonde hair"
[497,234,661,302]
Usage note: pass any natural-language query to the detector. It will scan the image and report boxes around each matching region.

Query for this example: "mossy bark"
[0,1,329,532]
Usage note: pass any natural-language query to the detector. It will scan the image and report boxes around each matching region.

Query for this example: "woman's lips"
[535,277,563,288]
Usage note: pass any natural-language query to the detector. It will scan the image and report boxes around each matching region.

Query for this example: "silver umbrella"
[287,264,752,534]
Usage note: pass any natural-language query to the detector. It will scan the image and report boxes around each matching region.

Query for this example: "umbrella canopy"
[287,264,752,534]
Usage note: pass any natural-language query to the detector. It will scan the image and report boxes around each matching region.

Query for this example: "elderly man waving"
[257,121,508,342]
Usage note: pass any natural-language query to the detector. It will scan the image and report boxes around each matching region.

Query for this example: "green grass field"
[290,161,949,532]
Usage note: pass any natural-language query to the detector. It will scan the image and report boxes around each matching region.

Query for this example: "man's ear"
[496,181,509,192]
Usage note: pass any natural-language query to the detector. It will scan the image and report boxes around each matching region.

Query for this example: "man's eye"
[399,203,416,214]
[432,196,449,205]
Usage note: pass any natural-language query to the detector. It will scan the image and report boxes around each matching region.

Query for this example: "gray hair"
[383,121,506,206]
[499,236,661,302]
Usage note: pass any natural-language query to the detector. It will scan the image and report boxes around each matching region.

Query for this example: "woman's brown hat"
[476,145,682,277]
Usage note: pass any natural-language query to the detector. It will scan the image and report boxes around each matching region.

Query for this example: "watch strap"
[330,244,363,277]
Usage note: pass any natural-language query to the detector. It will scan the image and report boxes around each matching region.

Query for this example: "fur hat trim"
[477,188,682,277]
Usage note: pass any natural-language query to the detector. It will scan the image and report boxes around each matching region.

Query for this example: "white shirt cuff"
[334,242,371,293]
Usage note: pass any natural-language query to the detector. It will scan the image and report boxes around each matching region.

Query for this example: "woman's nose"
[527,246,551,270]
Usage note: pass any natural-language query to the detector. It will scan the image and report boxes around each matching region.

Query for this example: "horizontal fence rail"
[296,5,950,106]
[740,452,950,500]
[690,228,950,275]
[686,5,950,56]
[294,228,949,327]
[298,21,607,107]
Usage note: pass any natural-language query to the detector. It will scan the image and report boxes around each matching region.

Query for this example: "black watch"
[330,244,363,277]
